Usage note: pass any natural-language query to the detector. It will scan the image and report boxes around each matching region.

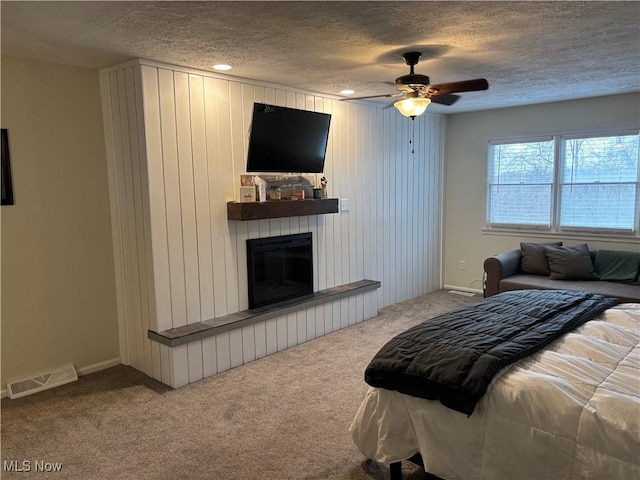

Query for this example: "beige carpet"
[1,289,477,480]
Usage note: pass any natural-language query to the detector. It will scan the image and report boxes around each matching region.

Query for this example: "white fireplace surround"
[99,59,445,388]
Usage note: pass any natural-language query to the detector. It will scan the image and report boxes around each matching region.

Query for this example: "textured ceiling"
[2,1,639,113]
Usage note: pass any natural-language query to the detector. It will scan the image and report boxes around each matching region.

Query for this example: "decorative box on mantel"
[227,198,338,221]
[240,174,316,200]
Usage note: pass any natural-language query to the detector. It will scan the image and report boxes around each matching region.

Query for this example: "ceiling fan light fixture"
[394,96,431,118]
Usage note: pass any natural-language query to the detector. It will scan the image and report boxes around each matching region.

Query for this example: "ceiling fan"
[345,51,489,118]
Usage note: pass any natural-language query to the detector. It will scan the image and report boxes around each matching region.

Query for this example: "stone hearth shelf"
[148,279,381,347]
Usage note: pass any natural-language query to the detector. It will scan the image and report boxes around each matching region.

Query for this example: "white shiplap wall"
[100,60,445,387]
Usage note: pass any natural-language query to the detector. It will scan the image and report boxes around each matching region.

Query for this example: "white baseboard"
[1,357,122,399]
[443,285,483,296]
[76,357,122,376]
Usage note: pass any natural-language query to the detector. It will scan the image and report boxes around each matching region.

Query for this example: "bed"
[350,290,640,480]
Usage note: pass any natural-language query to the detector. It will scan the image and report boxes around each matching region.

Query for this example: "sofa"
[484,243,640,303]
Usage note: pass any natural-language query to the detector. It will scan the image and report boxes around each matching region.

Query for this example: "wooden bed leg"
[389,460,403,480]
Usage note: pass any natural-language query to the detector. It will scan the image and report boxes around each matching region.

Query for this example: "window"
[488,139,555,228]
[487,132,640,235]
[560,135,638,231]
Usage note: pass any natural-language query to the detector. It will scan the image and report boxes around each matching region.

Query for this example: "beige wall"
[1,56,119,386]
[443,93,640,292]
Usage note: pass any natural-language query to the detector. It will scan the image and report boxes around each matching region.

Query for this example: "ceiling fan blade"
[340,92,400,101]
[427,78,489,96]
[429,94,460,106]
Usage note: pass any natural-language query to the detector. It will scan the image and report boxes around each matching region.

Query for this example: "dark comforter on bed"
[365,289,618,415]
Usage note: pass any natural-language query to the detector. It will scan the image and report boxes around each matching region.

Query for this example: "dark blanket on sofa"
[365,290,618,415]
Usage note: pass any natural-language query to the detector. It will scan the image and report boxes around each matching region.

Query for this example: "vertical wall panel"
[202,336,217,378]
[254,321,267,359]
[139,66,172,332]
[189,75,215,321]
[203,78,229,319]
[118,68,151,374]
[174,72,201,326]
[218,80,239,316]
[116,70,140,368]
[374,109,384,308]
[392,113,402,301]
[105,72,132,361]
[133,65,158,377]
[124,67,153,376]
[276,315,288,351]
[233,83,251,313]
[158,69,188,329]
[101,60,445,388]
[170,344,189,388]
[160,344,171,385]
[383,110,393,305]
[100,73,129,366]
[265,318,277,355]
[216,332,231,373]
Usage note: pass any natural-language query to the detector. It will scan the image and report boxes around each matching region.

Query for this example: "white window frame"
[486,136,555,230]
[485,129,640,239]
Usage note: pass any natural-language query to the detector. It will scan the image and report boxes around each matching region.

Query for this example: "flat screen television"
[246,103,331,173]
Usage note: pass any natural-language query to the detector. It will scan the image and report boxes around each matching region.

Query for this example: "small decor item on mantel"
[252,175,267,202]
[292,184,306,200]
[240,175,254,187]
[239,186,256,203]
[269,186,281,201]
[320,176,328,199]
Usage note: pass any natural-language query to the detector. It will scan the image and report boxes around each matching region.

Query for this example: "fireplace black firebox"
[246,233,313,309]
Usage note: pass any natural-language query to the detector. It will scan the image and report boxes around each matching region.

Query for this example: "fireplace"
[246,233,313,309]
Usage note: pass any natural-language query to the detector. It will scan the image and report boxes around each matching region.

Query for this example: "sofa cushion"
[545,244,599,280]
[520,242,562,275]
[594,249,640,282]
[499,274,640,303]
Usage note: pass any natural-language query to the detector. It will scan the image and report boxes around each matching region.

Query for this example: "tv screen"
[246,103,331,173]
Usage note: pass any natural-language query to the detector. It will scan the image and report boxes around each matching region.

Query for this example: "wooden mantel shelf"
[227,198,339,221]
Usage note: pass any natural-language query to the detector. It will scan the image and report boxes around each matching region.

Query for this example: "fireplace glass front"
[246,233,313,309]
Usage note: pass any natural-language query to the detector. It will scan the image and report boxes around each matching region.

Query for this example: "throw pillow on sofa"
[544,244,599,280]
[520,242,563,275]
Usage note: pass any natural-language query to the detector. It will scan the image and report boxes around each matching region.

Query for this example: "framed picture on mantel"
[1,128,14,205]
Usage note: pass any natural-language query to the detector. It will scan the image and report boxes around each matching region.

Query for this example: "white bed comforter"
[350,303,640,480]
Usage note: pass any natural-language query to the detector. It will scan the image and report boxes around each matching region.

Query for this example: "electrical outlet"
[459,260,466,270]
[341,198,350,212]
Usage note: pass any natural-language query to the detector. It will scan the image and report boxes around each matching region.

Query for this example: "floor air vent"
[7,364,78,399]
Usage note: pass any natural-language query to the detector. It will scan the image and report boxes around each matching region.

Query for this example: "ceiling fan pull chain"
[410,120,415,155]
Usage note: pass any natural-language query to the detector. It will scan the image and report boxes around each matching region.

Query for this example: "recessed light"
[340,89,356,95]
[212,64,233,71]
